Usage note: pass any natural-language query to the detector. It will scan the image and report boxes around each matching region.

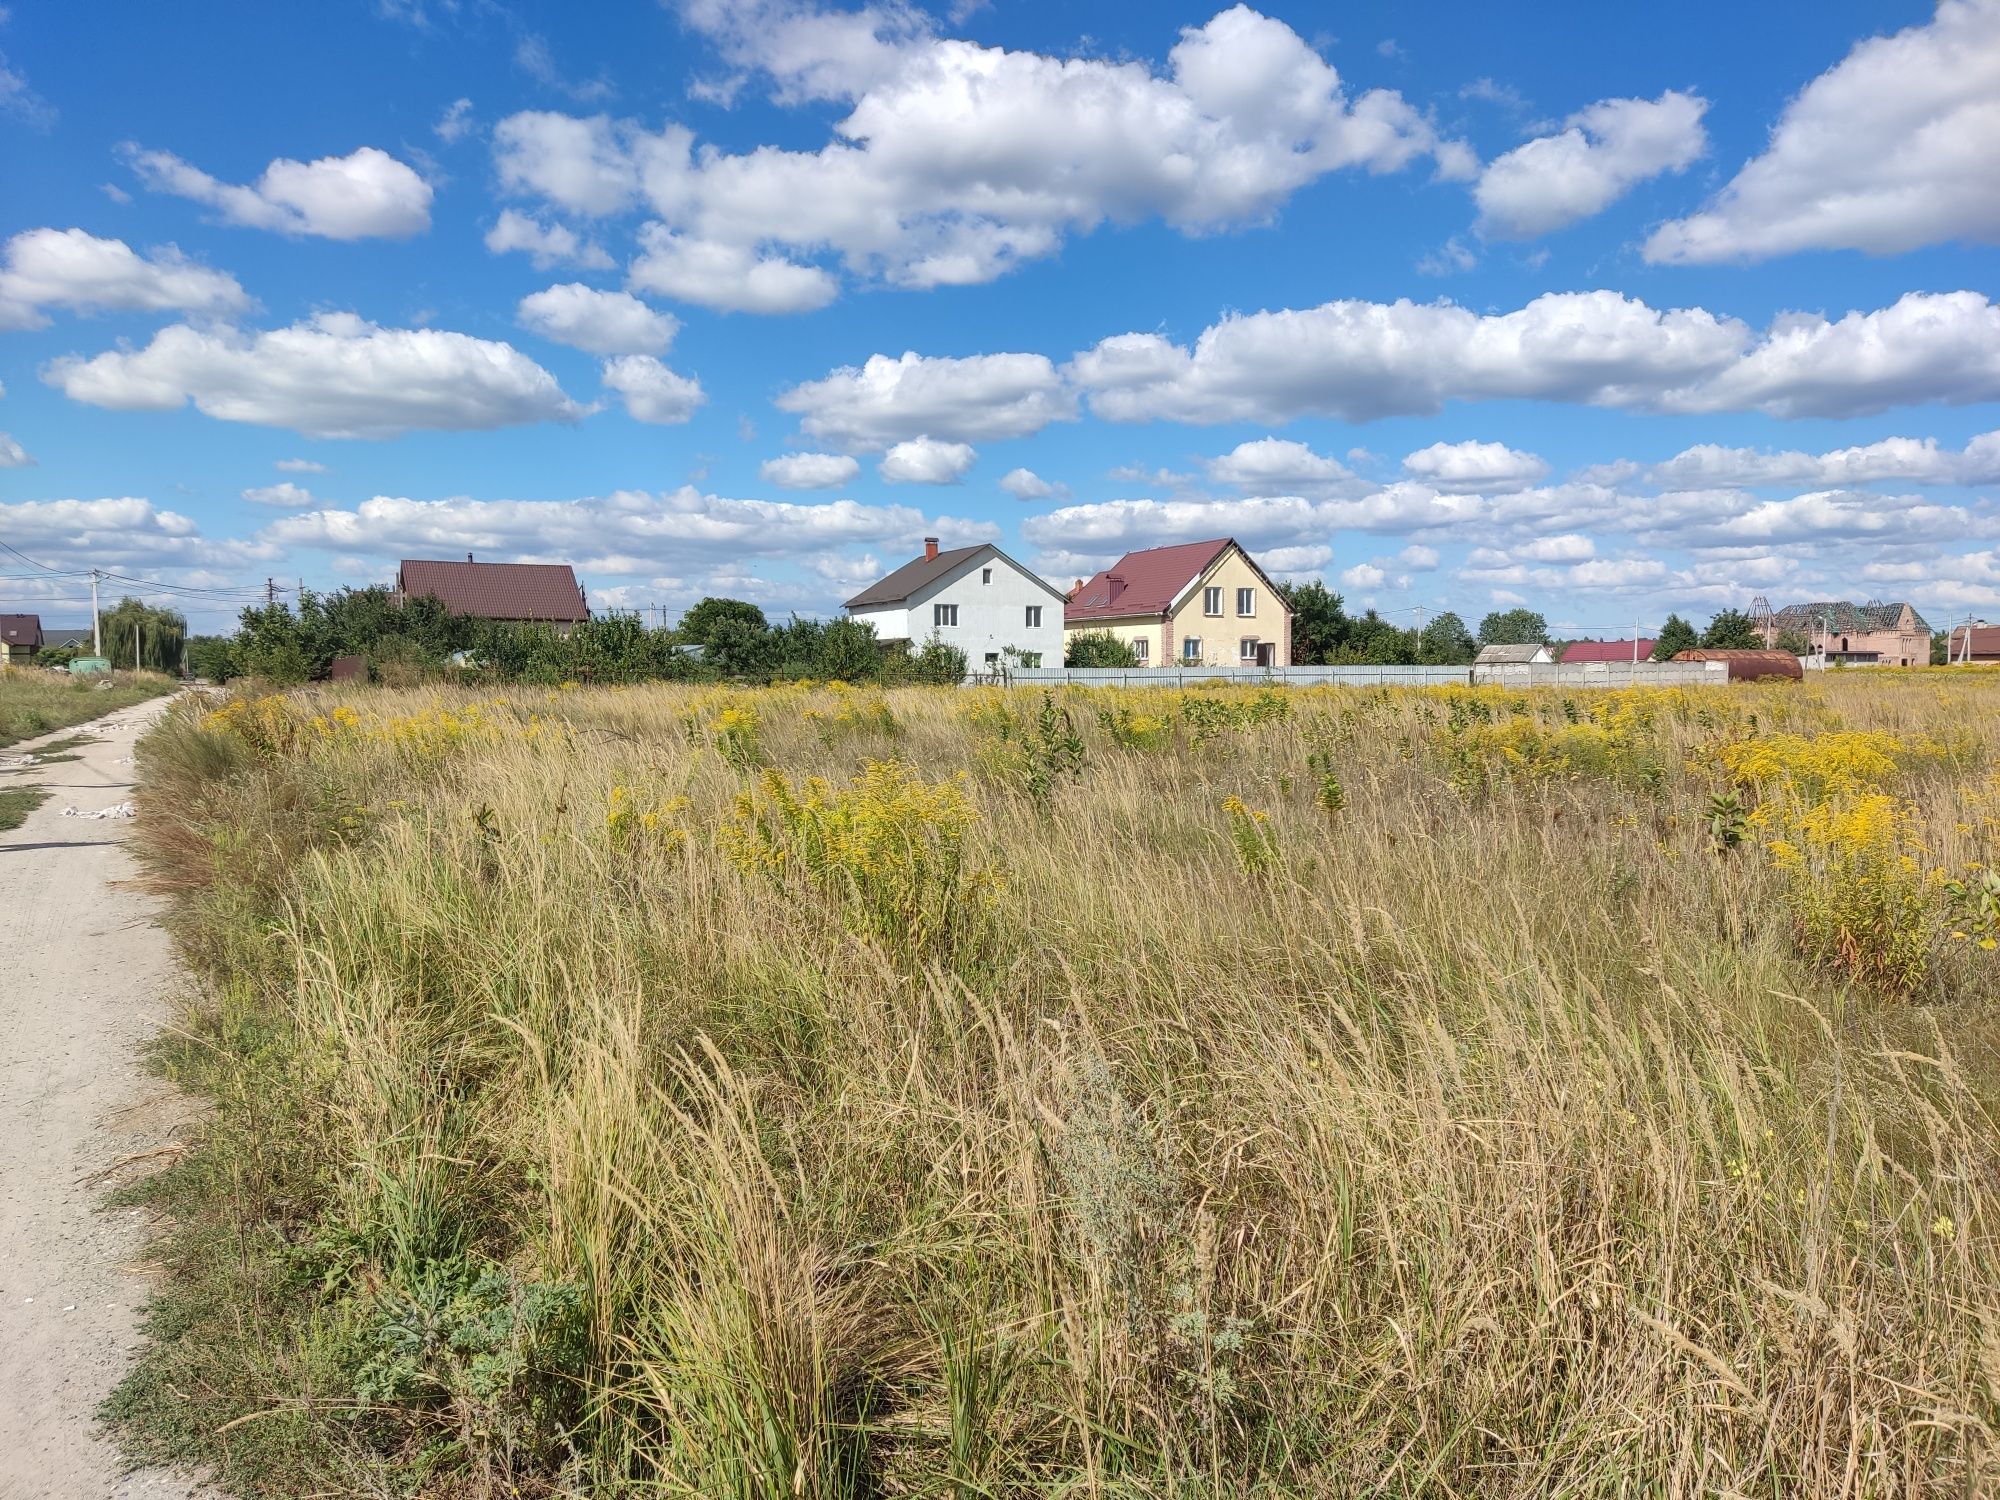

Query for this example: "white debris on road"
[60,801,135,820]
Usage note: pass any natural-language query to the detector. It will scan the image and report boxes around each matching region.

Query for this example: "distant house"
[1064,538,1292,667]
[41,626,94,650]
[846,538,1066,670]
[1946,623,2000,663]
[0,613,42,667]
[396,556,589,634]
[1560,638,1655,665]
[1768,601,1929,666]
[1474,643,1552,666]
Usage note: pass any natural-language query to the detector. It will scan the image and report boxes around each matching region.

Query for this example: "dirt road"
[0,697,209,1500]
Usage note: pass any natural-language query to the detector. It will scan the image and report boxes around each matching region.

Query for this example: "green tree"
[703,616,779,678]
[98,596,187,673]
[186,635,240,682]
[1932,629,1952,665]
[677,597,768,650]
[1417,610,1476,665]
[1651,614,1698,660]
[907,635,969,684]
[1276,580,1348,665]
[1064,630,1139,667]
[1477,608,1547,647]
[1700,608,1761,650]
[1777,628,1813,658]
[813,616,882,681]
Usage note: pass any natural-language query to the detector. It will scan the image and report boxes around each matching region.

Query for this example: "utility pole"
[266,577,277,607]
[134,619,141,671]
[90,568,102,656]
[1414,604,1426,658]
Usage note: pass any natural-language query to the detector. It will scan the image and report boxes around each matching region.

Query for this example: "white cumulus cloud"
[879,436,975,484]
[600,355,705,424]
[1207,436,1357,495]
[626,226,836,315]
[45,313,584,439]
[761,452,861,489]
[777,350,1072,448]
[0,432,31,467]
[276,457,328,473]
[999,467,1060,500]
[1072,288,2000,424]
[1645,429,2000,489]
[0,227,249,330]
[1475,91,1707,239]
[491,5,1471,304]
[122,144,433,239]
[1646,0,2000,262]
[1401,439,1549,491]
[241,481,315,507]
[484,209,614,271]
[518,283,678,354]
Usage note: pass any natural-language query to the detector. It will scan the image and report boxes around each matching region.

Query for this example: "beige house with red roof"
[1064,539,1291,667]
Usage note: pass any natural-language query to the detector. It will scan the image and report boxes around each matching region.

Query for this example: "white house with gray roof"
[845,538,1067,670]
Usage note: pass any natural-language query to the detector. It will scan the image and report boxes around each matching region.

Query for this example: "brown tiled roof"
[845,544,988,608]
[1561,638,1656,663]
[1065,539,1235,622]
[0,613,42,648]
[1949,625,2000,658]
[398,559,588,622]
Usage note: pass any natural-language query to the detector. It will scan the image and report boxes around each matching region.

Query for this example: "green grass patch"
[0,784,49,830]
[0,672,176,747]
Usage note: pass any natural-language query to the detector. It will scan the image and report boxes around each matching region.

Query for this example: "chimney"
[466,552,474,563]
[1106,572,1125,603]
[924,536,939,562]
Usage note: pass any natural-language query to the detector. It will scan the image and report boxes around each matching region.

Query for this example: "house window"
[981,567,993,585]
[1019,651,1042,668]
[1236,587,1255,616]
[1182,636,1203,663]
[1025,605,1042,628]
[984,652,999,665]
[1203,586,1223,616]
[934,603,959,628]
[1239,636,1260,662]
[1132,638,1149,664]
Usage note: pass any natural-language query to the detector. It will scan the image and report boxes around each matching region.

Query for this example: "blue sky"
[2,0,1997,634]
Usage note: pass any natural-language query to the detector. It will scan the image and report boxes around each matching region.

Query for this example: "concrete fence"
[984,661,1728,689]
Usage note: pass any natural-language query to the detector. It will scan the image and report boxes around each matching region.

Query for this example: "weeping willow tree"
[98,596,187,673]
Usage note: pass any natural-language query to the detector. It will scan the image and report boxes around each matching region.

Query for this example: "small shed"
[1672,648,1803,681]
[1474,642,1552,666]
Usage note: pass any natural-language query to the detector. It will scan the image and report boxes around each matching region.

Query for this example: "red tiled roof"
[1950,625,2000,659]
[398,558,589,623]
[0,613,43,648]
[1561,638,1656,663]
[1065,539,1235,622]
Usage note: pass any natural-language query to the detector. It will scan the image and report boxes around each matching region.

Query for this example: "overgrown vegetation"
[0,670,175,747]
[193,587,970,687]
[0,783,50,830]
[118,673,2000,1496]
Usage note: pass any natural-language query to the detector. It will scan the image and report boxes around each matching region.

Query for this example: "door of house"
[1256,642,1275,667]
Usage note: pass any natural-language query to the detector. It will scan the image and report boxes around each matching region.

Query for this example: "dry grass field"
[116,673,2000,1497]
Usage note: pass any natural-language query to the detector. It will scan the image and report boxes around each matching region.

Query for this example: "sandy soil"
[0,695,212,1500]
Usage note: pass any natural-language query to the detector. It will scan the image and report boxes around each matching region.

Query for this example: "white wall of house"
[852,548,1065,668]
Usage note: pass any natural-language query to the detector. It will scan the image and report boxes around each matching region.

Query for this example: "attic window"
[981,567,993,584]
[1203,586,1223,616]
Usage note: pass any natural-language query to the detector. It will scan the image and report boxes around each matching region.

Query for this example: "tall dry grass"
[119,674,2000,1496]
